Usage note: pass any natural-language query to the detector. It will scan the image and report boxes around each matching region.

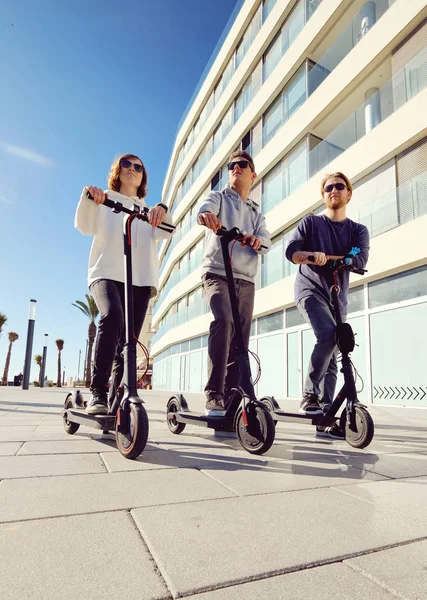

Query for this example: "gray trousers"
[202,272,255,399]
[298,294,345,406]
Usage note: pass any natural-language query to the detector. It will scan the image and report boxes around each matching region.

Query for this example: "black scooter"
[261,256,374,449]
[63,193,175,459]
[166,227,276,455]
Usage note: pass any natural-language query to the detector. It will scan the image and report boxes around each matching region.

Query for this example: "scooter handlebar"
[85,190,175,232]
[216,226,268,250]
[307,254,367,275]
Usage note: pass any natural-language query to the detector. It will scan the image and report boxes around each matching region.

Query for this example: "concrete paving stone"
[346,539,427,600]
[332,476,427,526]
[184,562,396,600]
[324,451,427,480]
[0,468,235,523]
[131,485,427,597]
[101,443,268,473]
[0,442,23,456]
[0,511,170,600]
[200,456,386,496]
[18,439,117,455]
[0,453,107,479]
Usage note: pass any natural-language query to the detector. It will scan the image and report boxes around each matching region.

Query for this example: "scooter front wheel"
[341,404,374,449]
[166,397,186,434]
[236,404,275,455]
[63,394,80,435]
[116,403,149,459]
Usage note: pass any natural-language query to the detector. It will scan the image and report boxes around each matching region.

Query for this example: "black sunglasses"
[120,158,144,173]
[227,160,253,172]
[324,182,347,193]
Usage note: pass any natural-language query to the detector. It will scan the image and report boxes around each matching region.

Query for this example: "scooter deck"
[174,410,235,431]
[272,410,338,427]
[64,408,116,431]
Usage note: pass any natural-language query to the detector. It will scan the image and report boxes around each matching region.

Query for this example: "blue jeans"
[298,294,345,406]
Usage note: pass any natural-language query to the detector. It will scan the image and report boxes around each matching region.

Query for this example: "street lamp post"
[83,338,88,386]
[77,349,81,384]
[62,366,66,387]
[40,333,48,387]
[22,299,37,390]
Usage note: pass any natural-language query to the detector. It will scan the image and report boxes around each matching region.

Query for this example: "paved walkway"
[0,386,426,599]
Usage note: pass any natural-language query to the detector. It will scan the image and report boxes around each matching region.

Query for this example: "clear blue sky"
[0,0,238,383]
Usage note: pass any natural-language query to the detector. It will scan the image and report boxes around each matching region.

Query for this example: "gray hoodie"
[198,186,271,283]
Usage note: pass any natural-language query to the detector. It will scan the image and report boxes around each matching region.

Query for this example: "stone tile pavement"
[0,386,426,599]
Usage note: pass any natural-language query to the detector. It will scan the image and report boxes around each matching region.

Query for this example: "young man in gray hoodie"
[197,150,272,413]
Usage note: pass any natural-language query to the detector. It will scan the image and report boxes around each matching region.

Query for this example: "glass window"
[284,141,307,197]
[282,0,304,54]
[284,67,307,120]
[257,333,285,398]
[286,306,305,328]
[213,123,222,154]
[347,286,364,313]
[370,303,427,406]
[263,32,282,80]
[201,334,209,348]
[190,337,201,351]
[262,161,283,213]
[368,266,427,308]
[261,237,283,288]
[263,0,278,21]
[287,332,300,397]
[263,95,283,146]
[250,320,256,337]
[258,311,284,335]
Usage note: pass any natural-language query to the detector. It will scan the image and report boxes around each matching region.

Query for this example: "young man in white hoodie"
[198,150,271,413]
[75,153,174,415]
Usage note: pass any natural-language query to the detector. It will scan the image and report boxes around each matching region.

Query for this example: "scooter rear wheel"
[166,397,186,434]
[63,394,80,435]
[116,403,149,459]
[236,405,275,455]
[341,404,374,449]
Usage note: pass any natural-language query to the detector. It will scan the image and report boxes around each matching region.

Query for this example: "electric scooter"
[166,226,276,455]
[63,193,175,459]
[261,256,374,449]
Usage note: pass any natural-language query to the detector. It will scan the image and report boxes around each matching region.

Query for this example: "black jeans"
[90,279,150,400]
[202,272,255,400]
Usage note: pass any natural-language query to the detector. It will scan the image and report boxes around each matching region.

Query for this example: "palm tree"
[56,339,64,387]
[35,354,43,385]
[0,313,7,337]
[72,294,99,387]
[2,332,19,386]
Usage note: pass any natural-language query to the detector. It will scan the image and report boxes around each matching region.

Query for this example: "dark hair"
[228,149,255,172]
[107,153,148,199]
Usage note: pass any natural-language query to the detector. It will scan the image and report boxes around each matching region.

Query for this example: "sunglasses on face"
[324,182,347,193]
[227,160,253,172]
[120,158,144,173]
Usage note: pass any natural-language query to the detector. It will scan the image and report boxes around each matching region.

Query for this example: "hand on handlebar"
[198,212,222,233]
[85,186,106,205]
[148,205,166,228]
[240,234,261,251]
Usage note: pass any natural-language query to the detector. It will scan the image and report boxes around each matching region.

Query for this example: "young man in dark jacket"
[286,172,369,438]
[198,151,271,414]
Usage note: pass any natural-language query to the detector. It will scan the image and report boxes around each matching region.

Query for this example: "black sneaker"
[299,393,324,415]
[205,398,226,415]
[86,396,108,415]
[316,423,345,440]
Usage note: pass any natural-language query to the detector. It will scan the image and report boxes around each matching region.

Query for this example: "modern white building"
[151,0,427,409]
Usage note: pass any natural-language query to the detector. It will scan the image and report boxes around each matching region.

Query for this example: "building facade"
[152,0,427,408]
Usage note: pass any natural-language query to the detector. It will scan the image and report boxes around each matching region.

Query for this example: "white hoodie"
[75,188,174,297]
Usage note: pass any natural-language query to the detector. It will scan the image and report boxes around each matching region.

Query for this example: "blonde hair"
[107,153,148,199]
